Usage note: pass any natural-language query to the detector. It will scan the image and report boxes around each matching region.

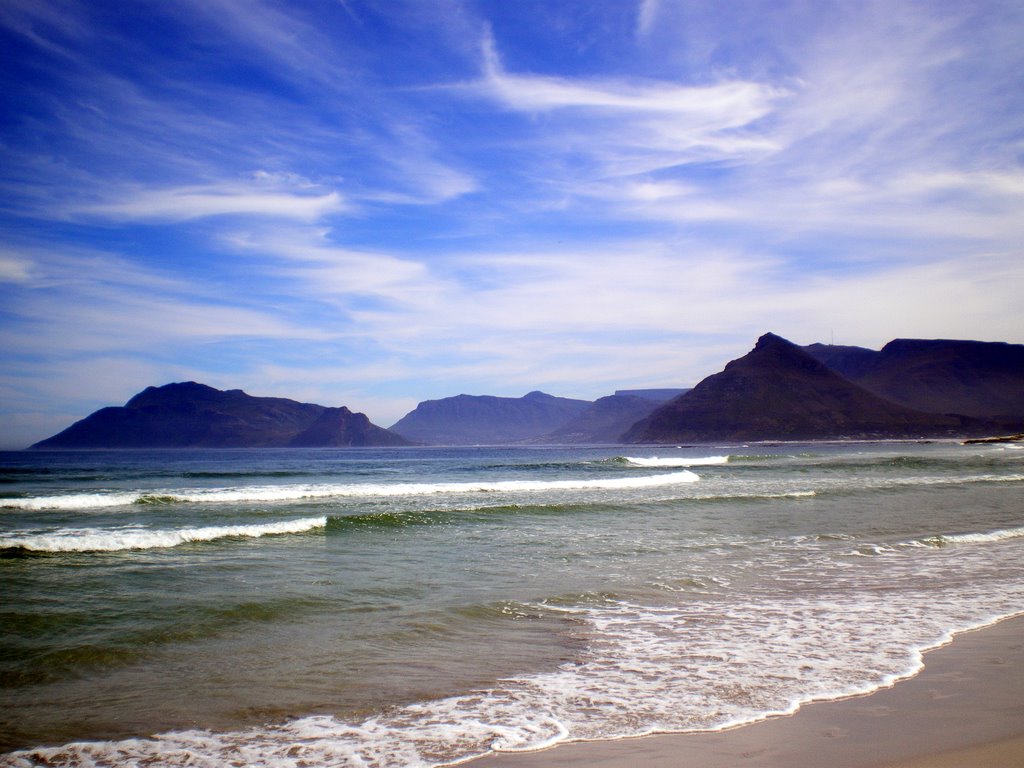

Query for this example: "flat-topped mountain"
[624,333,996,443]
[31,382,411,449]
[389,391,592,445]
[537,389,689,444]
[804,338,1024,420]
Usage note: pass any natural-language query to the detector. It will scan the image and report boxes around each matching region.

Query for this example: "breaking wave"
[621,456,730,467]
[917,525,1024,547]
[0,471,701,511]
[0,516,327,553]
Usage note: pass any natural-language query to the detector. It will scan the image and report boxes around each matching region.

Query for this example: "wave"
[0,516,327,553]
[847,524,1024,557]
[180,470,310,479]
[0,471,701,511]
[621,456,729,467]
[1,491,149,511]
[918,525,1024,547]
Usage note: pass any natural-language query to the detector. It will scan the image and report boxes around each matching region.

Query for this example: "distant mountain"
[613,388,690,401]
[624,333,995,443]
[31,382,411,449]
[536,393,667,444]
[804,339,1024,421]
[389,391,592,445]
[538,389,691,444]
[800,343,879,377]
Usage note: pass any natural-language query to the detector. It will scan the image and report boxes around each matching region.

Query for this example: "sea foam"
[0,516,327,553]
[1,471,701,511]
[922,524,1024,546]
[623,456,729,467]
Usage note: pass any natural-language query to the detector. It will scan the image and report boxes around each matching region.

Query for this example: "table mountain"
[389,391,592,445]
[623,333,995,443]
[30,382,411,448]
[805,338,1024,421]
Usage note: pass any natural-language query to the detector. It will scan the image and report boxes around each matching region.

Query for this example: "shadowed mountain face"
[623,334,994,443]
[389,391,592,445]
[805,339,1024,421]
[31,382,411,448]
[536,390,690,444]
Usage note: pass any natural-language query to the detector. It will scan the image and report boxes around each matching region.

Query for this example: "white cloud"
[771,253,1024,348]
[223,226,440,309]
[636,0,661,38]
[0,253,34,282]
[468,29,788,178]
[482,35,776,116]
[77,184,346,222]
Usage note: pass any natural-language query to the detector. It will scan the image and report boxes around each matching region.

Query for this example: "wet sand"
[470,614,1024,768]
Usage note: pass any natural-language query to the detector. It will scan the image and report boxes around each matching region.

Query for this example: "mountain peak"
[754,331,788,348]
[625,333,987,443]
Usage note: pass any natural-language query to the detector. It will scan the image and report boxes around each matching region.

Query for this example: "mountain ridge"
[28,334,1024,448]
[804,338,1024,420]
[624,333,1005,443]
[31,382,410,449]
[389,391,592,445]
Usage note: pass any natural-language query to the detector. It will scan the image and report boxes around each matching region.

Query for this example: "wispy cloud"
[77,184,346,222]
[0,253,34,283]
[635,0,661,39]
[470,27,786,178]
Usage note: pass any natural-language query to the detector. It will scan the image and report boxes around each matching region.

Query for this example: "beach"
[471,614,1024,768]
[2,443,1022,766]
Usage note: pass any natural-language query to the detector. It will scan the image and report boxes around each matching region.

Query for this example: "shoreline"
[468,614,1024,768]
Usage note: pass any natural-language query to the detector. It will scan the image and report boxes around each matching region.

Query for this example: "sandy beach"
[470,614,1024,768]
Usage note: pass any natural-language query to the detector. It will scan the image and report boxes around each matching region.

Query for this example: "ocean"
[1,441,1022,766]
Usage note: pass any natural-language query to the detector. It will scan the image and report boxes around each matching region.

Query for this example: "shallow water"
[2,442,1022,766]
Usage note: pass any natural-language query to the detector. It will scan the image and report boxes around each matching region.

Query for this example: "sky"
[1,0,1023,448]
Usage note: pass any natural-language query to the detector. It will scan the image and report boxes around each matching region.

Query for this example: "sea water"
[1,441,1022,766]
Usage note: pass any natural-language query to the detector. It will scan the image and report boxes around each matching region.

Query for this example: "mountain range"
[803,338,1024,420]
[387,389,690,445]
[623,333,1001,443]
[387,391,593,445]
[29,335,1024,448]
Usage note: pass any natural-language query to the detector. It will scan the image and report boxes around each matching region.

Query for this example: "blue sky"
[2,0,1023,447]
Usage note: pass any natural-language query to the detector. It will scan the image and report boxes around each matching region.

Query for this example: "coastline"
[469,614,1024,768]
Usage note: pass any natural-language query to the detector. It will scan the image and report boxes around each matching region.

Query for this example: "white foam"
[624,456,729,467]
[12,598,1023,768]
[0,516,327,552]
[1,472,701,511]
[1,492,151,511]
[922,525,1024,546]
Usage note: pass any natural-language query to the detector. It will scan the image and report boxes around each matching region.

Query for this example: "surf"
[621,455,730,467]
[0,516,328,553]
[1,470,702,511]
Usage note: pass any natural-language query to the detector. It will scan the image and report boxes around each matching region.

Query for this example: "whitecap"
[2,471,701,511]
[623,456,729,468]
[0,516,328,553]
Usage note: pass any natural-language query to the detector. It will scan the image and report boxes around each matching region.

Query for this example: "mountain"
[613,388,691,401]
[389,391,592,445]
[800,343,879,377]
[623,333,993,443]
[30,382,411,449]
[804,339,1024,421]
[537,389,689,444]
